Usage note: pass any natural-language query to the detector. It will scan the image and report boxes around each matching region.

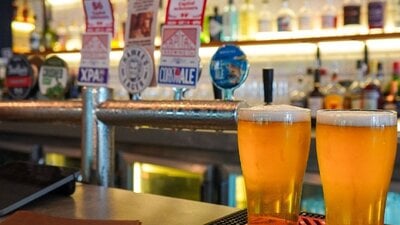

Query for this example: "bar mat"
[205,209,326,225]
[0,211,141,225]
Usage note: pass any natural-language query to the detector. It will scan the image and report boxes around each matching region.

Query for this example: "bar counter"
[0,183,238,225]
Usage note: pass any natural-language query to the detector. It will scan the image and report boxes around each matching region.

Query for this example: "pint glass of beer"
[237,105,311,225]
[316,110,397,225]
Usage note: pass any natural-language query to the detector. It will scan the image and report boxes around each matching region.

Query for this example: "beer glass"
[316,110,397,225]
[237,105,311,225]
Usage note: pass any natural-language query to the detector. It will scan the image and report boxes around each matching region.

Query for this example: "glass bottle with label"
[384,61,400,110]
[298,0,313,30]
[277,0,296,32]
[239,0,257,40]
[290,75,307,108]
[308,68,324,127]
[222,0,239,41]
[321,0,338,29]
[343,0,362,28]
[368,0,386,31]
[209,7,223,42]
[361,60,384,109]
[324,72,346,109]
[349,60,367,109]
[258,0,273,33]
[30,15,41,52]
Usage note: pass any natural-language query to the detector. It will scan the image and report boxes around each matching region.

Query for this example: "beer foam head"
[238,104,310,122]
[317,110,397,127]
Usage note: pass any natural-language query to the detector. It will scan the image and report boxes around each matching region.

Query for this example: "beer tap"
[262,68,274,105]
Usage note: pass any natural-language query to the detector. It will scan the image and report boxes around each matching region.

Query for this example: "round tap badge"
[119,45,154,95]
[38,55,69,99]
[209,44,249,90]
[5,55,34,100]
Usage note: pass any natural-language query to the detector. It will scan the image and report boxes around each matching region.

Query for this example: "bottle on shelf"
[222,0,239,42]
[290,75,307,108]
[368,0,386,31]
[200,4,212,44]
[298,0,313,30]
[209,6,223,42]
[29,15,41,53]
[42,19,58,52]
[321,0,338,30]
[257,0,273,33]
[156,0,166,45]
[21,0,29,22]
[349,60,367,109]
[324,72,346,109]
[343,0,362,30]
[276,0,296,32]
[383,61,400,110]
[308,68,324,127]
[394,0,400,29]
[361,60,384,109]
[239,0,257,40]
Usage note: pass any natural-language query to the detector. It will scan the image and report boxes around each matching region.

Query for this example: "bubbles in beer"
[317,110,397,127]
[238,104,310,123]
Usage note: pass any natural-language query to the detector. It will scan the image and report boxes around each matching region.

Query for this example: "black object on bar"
[212,83,222,100]
[205,209,327,225]
[262,68,274,104]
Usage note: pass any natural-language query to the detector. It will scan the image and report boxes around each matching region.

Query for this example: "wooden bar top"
[0,183,238,225]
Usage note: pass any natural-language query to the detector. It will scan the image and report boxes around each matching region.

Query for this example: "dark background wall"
[0,0,13,57]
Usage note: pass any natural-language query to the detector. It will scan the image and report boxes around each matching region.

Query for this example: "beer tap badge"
[119,45,154,94]
[210,45,249,90]
[5,55,34,100]
[38,56,68,99]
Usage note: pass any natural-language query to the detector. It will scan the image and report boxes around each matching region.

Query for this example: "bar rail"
[0,88,246,187]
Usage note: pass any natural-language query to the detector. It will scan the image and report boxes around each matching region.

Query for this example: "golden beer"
[237,105,311,225]
[316,110,397,225]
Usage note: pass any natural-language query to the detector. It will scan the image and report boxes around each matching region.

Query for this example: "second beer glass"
[316,110,398,225]
[237,105,311,225]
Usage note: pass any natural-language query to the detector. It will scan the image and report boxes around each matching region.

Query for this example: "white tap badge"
[83,0,114,35]
[165,0,207,26]
[78,33,111,87]
[119,45,154,94]
[158,25,200,88]
[123,0,160,88]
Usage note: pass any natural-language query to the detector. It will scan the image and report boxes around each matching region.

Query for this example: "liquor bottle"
[343,0,362,27]
[384,61,400,110]
[368,0,386,30]
[21,0,29,22]
[156,0,166,45]
[209,7,223,42]
[276,0,296,32]
[308,69,324,127]
[30,15,41,52]
[324,72,346,109]
[298,0,313,30]
[361,60,384,109]
[42,20,58,52]
[349,60,367,109]
[321,0,338,29]
[222,0,239,42]
[239,0,257,40]
[257,0,273,33]
[290,75,307,108]
[200,5,212,44]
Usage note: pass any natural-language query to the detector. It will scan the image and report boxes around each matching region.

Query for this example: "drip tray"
[205,210,325,225]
